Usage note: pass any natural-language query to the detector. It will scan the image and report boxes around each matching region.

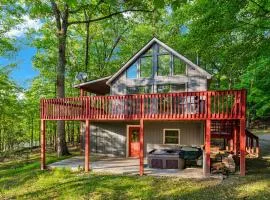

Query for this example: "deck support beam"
[85,120,90,172]
[41,120,46,170]
[240,119,246,176]
[204,119,211,177]
[139,119,144,176]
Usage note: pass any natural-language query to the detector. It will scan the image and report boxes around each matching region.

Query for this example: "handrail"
[246,129,259,157]
[40,89,247,121]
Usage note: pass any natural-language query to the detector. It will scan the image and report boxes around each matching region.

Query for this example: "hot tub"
[147,149,185,169]
[147,147,202,169]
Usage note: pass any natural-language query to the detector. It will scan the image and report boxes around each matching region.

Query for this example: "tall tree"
[27,0,153,156]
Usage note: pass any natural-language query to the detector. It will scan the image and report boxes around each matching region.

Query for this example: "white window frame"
[163,129,180,145]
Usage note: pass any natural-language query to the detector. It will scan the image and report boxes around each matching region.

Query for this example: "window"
[144,47,153,56]
[127,62,137,79]
[171,84,186,92]
[163,129,180,144]
[173,56,186,75]
[159,46,169,55]
[158,54,171,76]
[157,46,170,76]
[140,56,152,78]
[157,84,170,93]
[126,86,152,94]
[126,44,187,79]
[157,84,186,93]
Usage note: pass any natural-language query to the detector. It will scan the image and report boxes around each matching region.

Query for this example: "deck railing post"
[207,92,211,118]
[141,95,144,118]
[256,138,259,157]
[204,119,211,177]
[139,119,144,176]
[85,120,90,172]
[41,120,46,170]
[240,119,246,176]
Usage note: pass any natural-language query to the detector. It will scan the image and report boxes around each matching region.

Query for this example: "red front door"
[129,127,140,157]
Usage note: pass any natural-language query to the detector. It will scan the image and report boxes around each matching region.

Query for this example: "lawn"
[1,136,270,200]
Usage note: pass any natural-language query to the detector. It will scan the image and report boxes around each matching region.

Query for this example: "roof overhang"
[73,76,111,95]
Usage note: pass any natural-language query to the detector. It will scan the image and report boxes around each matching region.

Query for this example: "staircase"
[246,129,260,158]
[211,120,260,158]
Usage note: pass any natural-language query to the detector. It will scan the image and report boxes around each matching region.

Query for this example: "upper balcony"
[40,89,246,121]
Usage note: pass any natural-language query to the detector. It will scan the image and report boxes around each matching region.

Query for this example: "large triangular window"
[126,43,187,79]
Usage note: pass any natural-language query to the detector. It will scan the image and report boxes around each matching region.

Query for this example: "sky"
[0,45,39,88]
[0,15,42,88]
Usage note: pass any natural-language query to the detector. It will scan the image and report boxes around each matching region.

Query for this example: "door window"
[131,130,139,142]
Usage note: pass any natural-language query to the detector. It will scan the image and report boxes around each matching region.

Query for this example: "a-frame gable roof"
[106,37,212,85]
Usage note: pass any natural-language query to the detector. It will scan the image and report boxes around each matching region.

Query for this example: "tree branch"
[50,0,62,30]
[69,4,90,14]
[106,27,129,62]
[69,0,104,14]
[248,0,270,14]
[237,19,270,29]
[68,9,153,26]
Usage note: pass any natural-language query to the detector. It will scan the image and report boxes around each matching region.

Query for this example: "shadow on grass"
[1,147,270,200]
[0,151,76,193]
[7,170,270,200]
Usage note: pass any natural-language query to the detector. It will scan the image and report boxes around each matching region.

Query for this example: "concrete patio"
[48,156,220,179]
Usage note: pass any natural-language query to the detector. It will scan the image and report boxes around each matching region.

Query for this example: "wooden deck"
[39,89,251,177]
[40,89,246,121]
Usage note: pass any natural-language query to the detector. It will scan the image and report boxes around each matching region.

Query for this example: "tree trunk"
[31,117,34,151]
[54,122,57,151]
[56,25,69,155]
[85,21,90,73]
[51,1,70,156]
[71,121,75,146]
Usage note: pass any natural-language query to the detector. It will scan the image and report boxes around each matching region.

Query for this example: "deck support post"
[233,126,238,155]
[139,119,144,176]
[41,120,46,170]
[204,119,211,177]
[229,138,234,152]
[85,120,90,172]
[240,119,246,176]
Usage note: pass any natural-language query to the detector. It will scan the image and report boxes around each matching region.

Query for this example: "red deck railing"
[40,89,246,121]
[246,129,259,157]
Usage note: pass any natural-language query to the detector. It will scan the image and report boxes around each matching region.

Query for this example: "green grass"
[1,140,270,200]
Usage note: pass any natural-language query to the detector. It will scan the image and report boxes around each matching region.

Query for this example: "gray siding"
[90,121,204,157]
[144,121,204,154]
[110,66,207,95]
[90,122,127,156]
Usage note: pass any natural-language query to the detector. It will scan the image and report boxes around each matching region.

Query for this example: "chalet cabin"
[40,38,259,177]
